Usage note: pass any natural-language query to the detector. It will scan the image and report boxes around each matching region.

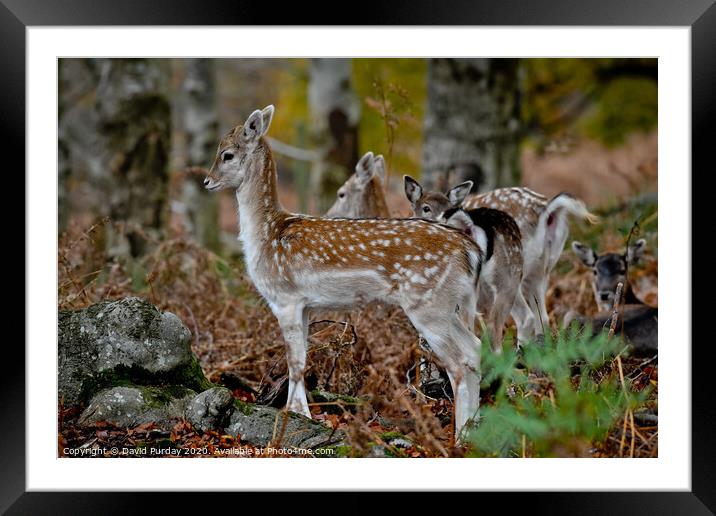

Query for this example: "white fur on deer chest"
[237,196,287,307]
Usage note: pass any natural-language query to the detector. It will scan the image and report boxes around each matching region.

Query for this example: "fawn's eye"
[422,206,431,213]
[338,192,346,199]
[222,152,234,162]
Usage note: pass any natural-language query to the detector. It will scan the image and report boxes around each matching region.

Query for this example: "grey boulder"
[58,297,210,406]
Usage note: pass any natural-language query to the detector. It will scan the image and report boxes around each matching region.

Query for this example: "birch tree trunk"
[93,59,171,258]
[421,58,522,192]
[58,59,103,233]
[60,59,171,257]
[307,58,360,213]
[180,58,221,252]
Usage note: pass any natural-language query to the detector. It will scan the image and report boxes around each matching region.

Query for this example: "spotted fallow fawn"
[325,151,390,219]
[464,187,598,338]
[405,177,597,340]
[405,176,527,349]
[204,106,487,440]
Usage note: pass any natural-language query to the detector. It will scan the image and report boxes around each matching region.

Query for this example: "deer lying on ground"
[404,177,597,341]
[325,151,390,219]
[568,239,657,354]
[204,105,487,440]
[572,239,647,312]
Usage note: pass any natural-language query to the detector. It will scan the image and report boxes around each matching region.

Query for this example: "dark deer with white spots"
[404,176,598,341]
[568,239,657,354]
[437,205,525,352]
[204,106,488,441]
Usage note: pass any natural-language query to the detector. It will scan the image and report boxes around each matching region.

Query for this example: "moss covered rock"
[58,297,211,406]
[224,403,345,450]
[78,385,197,428]
[185,386,235,433]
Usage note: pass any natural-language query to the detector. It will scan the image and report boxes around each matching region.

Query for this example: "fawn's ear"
[626,238,647,265]
[572,241,597,267]
[447,181,473,207]
[242,109,264,143]
[355,151,375,184]
[242,105,274,143]
[404,175,423,204]
[260,105,274,135]
[373,155,387,184]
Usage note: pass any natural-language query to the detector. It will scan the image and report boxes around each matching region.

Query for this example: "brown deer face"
[403,176,473,220]
[204,105,274,192]
[572,239,646,311]
[325,151,387,218]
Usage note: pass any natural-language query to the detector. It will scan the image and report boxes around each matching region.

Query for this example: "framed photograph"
[7,0,711,511]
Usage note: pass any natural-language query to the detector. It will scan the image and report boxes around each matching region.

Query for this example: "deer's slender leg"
[511,289,535,346]
[537,279,550,335]
[407,309,481,443]
[490,307,507,354]
[275,302,311,417]
[460,290,478,334]
[450,314,482,442]
[477,285,500,352]
[491,268,521,352]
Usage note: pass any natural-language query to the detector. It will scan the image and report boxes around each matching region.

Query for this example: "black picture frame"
[6,0,711,512]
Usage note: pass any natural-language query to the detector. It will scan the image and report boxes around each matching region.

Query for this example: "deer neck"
[235,142,285,270]
[364,178,390,218]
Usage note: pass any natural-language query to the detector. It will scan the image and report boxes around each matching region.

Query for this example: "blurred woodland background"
[58,58,658,458]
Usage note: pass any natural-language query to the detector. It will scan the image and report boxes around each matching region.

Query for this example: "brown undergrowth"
[58,214,658,458]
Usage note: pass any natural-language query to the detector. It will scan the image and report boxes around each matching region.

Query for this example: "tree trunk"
[421,58,522,193]
[58,59,103,233]
[307,58,360,213]
[95,59,171,257]
[58,58,71,234]
[180,59,221,252]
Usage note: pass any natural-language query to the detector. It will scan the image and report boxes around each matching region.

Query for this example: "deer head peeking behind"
[325,151,390,219]
[572,238,647,312]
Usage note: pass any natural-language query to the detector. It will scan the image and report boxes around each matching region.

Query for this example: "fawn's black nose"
[203,177,210,186]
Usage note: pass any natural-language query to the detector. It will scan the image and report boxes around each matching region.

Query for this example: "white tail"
[204,106,486,441]
[536,193,599,272]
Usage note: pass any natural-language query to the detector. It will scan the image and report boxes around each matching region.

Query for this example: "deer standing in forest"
[436,205,524,352]
[405,176,527,349]
[203,106,488,440]
[325,151,390,219]
[405,177,597,341]
[569,238,657,354]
